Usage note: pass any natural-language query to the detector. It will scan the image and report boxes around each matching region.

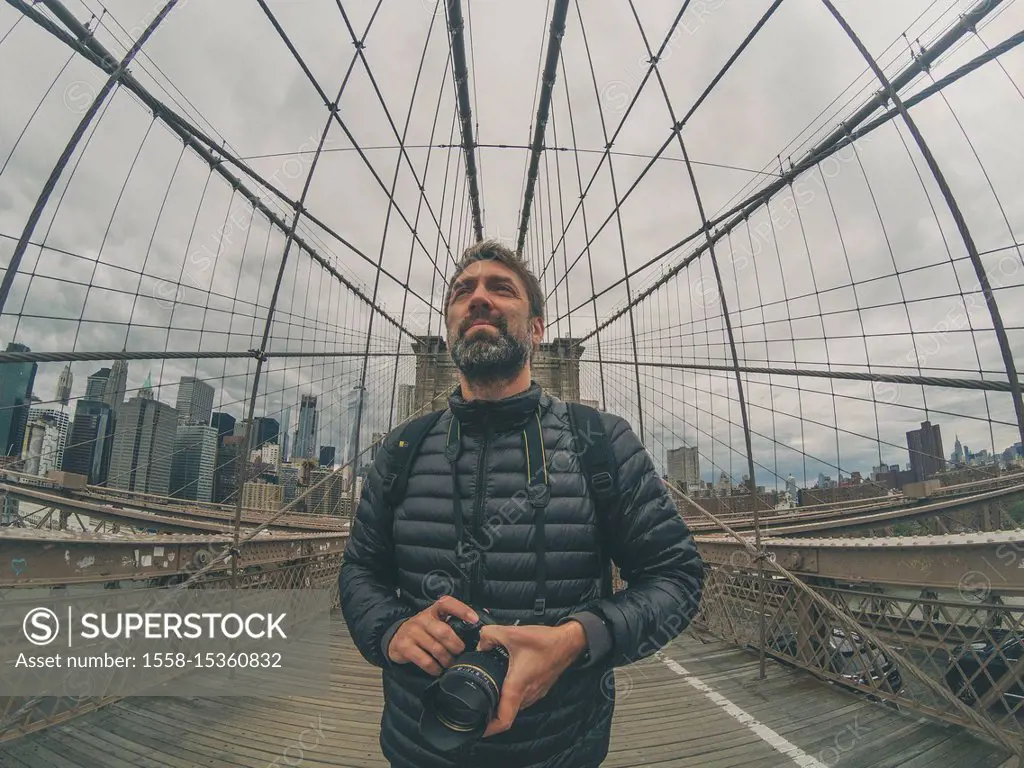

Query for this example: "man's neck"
[459,367,532,402]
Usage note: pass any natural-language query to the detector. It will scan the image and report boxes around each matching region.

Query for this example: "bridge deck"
[0,624,1012,767]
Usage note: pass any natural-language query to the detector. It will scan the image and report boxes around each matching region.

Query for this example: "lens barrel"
[418,611,509,752]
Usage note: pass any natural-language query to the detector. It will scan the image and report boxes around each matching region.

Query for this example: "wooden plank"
[0,627,1012,768]
[1,736,93,768]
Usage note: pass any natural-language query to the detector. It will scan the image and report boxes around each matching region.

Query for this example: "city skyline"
[4,350,1023,503]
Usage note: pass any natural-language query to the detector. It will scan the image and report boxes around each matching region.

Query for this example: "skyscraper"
[0,342,37,457]
[138,371,155,400]
[396,384,416,423]
[952,435,964,466]
[236,418,278,454]
[62,399,114,484]
[667,445,700,488]
[24,408,69,475]
[213,435,245,504]
[103,357,128,411]
[307,468,343,515]
[253,417,279,447]
[85,367,110,401]
[175,376,215,426]
[279,464,299,505]
[170,424,218,502]
[237,419,254,452]
[345,385,364,469]
[319,445,336,467]
[370,432,384,463]
[21,420,45,475]
[293,394,318,460]
[907,420,946,483]
[251,442,280,468]
[211,412,236,440]
[242,480,283,512]
[280,406,291,462]
[55,363,73,406]
[785,474,799,499]
[107,396,178,495]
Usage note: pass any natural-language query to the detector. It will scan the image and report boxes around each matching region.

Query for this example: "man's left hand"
[476,621,588,738]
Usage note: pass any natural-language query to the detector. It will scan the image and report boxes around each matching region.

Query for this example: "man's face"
[446,259,543,385]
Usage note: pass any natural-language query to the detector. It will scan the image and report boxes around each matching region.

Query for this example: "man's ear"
[531,316,544,346]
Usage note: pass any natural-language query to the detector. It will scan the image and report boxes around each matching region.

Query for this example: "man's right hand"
[387,596,480,676]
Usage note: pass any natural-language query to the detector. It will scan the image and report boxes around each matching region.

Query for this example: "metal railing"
[696,557,1024,754]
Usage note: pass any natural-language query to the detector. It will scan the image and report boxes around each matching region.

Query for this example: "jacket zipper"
[467,428,490,604]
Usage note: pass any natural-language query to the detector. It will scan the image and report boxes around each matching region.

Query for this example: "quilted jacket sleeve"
[582,414,705,667]
[339,431,418,669]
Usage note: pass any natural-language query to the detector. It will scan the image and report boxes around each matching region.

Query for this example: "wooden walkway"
[0,623,1013,767]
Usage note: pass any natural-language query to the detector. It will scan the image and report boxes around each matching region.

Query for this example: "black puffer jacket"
[340,382,703,768]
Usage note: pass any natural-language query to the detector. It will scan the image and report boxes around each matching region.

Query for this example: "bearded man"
[340,239,703,768]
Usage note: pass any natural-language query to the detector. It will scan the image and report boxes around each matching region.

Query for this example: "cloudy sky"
[1,0,1023,489]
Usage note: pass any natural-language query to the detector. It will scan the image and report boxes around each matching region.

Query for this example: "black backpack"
[379,402,618,599]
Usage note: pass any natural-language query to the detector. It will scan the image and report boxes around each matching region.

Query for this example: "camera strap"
[382,408,446,508]
[566,402,618,600]
[445,415,471,601]
[523,409,550,616]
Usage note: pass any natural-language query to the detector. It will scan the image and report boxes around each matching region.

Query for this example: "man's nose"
[466,284,494,312]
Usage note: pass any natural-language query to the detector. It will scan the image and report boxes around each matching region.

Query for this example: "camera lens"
[434,674,490,730]
[419,649,509,751]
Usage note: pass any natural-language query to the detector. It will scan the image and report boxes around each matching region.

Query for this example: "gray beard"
[449,321,532,386]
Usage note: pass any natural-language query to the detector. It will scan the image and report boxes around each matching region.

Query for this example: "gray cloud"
[1,0,1022,486]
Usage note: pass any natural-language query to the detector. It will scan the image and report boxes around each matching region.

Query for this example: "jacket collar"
[448,380,545,435]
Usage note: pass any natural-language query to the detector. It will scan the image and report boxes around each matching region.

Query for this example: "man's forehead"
[453,259,521,285]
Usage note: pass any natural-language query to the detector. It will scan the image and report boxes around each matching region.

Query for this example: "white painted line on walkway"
[658,653,829,768]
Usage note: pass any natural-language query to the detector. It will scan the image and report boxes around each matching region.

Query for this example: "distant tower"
[953,435,964,466]
[280,406,292,462]
[906,420,946,482]
[55,363,73,406]
[786,474,798,498]
[103,357,128,411]
[139,371,155,400]
[107,396,178,495]
[170,424,218,502]
[175,376,215,426]
[62,400,115,484]
[396,384,416,423]
[211,412,236,440]
[21,419,46,475]
[666,445,700,488]
[252,417,279,447]
[346,385,364,468]
[319,445,336,468]
[293,395,318,460]
[25,408,69,474]
[213,435,245,504]
[85,367,111,401]
[0,342,38,457]
[370,432,385,463]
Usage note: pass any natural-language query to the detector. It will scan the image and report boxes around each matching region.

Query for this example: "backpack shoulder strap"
[566,402,618,596]
[381,408,446,507]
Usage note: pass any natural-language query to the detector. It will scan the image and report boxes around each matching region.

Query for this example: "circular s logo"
[691,276,721,310]
[422,570,456,601]
[958,571,991,602]
[23,607,60,646]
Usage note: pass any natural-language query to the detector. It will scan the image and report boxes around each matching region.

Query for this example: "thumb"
[477,624,512,652]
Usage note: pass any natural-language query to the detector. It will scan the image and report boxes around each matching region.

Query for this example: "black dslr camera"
[418,609,510,752]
